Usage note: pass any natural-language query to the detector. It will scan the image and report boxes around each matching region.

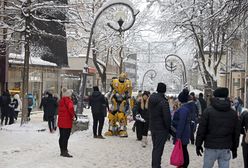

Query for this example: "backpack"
[28,98,33,106]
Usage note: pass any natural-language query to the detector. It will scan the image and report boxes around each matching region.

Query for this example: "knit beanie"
[213,87,229,98]
[156,83,166,93]
[178,89,189,103]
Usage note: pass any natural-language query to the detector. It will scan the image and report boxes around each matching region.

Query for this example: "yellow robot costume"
[104,73,132,137]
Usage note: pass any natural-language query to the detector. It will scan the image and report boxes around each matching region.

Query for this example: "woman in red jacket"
[58,89,76,157]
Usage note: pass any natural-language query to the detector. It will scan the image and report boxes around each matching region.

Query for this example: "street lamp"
[76,0,139,114]
[141,69,157,91]
[165,54,187,88]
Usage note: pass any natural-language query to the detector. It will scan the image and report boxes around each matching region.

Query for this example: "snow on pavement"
[0,109,244,168]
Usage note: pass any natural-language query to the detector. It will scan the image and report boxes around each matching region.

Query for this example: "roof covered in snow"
[8,53,57,67]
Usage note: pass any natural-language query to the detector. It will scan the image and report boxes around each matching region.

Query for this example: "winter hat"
[213,87,229,98]
[156,82,166,93]
[63,89,73,97]
[178,89,189,103]
[93,86,99,92]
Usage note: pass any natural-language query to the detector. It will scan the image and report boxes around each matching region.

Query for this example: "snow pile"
[1,122,47,132]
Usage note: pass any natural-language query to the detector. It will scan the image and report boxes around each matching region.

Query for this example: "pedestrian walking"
[58,89,77,157]
[240,109,248,168]
[188,92,200,145]
[135,91,150,147]
[27,93,35,121]
[40,92,49,121]
[172,89,191,168]
[148,82,171,168]
[88,86,107,139]
[196,87,240,168]
[198,93,207,114]
[13,94,22,120]
[53,93,60,130]
[41,92,58,133]
[0,91,11,125]
[132,91,143,133]
[8,97,16,125]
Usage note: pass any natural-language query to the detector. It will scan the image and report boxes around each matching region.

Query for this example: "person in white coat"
[13,94,22,120]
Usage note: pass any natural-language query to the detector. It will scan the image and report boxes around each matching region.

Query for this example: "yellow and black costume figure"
[104,72,132,137]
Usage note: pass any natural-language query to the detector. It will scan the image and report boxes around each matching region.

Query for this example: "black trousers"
[92,113,104,136]
[48,116,55,132]
[151,131,168,168]
[1,113,8,125]
[14,110,19,120]
[28,108,32,118]
[242,143,248,168]
[190,123,196,144]
[136,121,149,140]
[178,145,189,168]
[59,128,71,153]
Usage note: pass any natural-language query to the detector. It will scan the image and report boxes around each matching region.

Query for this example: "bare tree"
[148,0,248,89]
[0,0,76,124]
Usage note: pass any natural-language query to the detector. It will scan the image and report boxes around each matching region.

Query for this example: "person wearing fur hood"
[13,94,22,120]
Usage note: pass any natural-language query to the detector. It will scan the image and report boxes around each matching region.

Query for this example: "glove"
[232,149,237,159]
[196,146,203,156]
[74,114,78,121]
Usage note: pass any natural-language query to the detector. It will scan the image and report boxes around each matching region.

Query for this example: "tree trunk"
[21,0,31,125]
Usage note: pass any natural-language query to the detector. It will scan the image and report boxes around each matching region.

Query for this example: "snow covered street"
[0,109,244,168]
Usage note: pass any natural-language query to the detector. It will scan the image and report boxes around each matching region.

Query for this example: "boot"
[97,135,105,139]
[60,150,73,158]
[142,136,147,147]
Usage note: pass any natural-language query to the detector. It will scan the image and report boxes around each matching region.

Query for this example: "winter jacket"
[88,91,107,116]
[0,92,12,116]
[58,96,75,128]
[187,101,199,123]
[172,103,191,145]
[196,97,240,150]
[40,95,58,117]
[148,92,171,132]
[137,100,149,121]
[198,97,207,113]
[240,111,248,146]
[27,94,35,109]
[13,94,22,112]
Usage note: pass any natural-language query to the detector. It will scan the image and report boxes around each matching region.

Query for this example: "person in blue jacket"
[172,89,191,168]
[27,93,35,121]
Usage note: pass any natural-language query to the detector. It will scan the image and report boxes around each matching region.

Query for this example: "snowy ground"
[0,109,244,168]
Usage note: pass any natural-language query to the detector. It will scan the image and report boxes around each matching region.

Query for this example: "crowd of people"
[130,83,245,168]
[1,82,248,168]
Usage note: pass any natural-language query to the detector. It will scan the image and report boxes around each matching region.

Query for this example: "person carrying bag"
[170,139,184,166]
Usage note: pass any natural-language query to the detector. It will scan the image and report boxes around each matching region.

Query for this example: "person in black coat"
[148,83,171,168]
[196,87,240,168]
[40,92,49,121]
[135,91,150,147]
[0,91,12,125]
[240,109,248,168]
[198,93,207,115]
[40,92,58,132]
[88,86,107,139]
